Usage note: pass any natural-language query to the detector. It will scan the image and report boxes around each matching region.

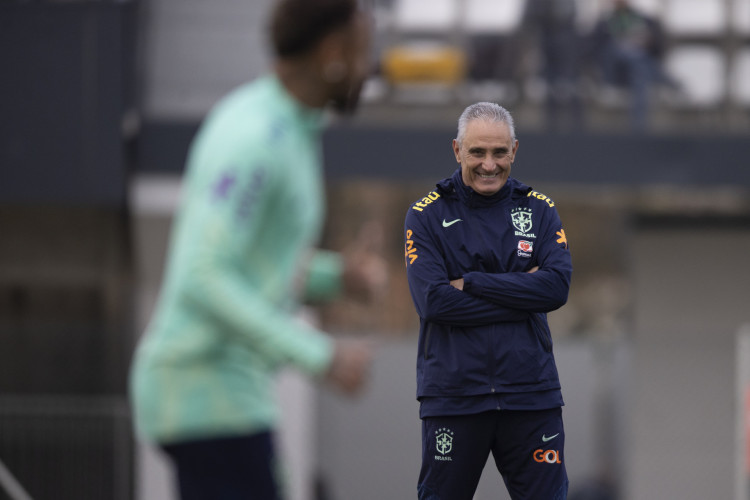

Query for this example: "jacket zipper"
[487,326,496,393]
[531,313,552,352]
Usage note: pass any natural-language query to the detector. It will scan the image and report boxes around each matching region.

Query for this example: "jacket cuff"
[293,325,335,376]
[303,250,343,303]
[462,272,480,295]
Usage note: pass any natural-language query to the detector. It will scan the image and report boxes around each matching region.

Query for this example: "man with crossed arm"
[404,102,572,500]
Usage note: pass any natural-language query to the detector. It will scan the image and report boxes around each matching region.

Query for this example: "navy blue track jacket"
[405,169,572,417]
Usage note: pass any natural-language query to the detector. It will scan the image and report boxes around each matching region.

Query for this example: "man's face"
[453,119,519,196]
[330,14,372,114]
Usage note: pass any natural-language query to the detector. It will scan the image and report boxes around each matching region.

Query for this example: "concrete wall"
[627,224,750,500]
[141,0,273,120]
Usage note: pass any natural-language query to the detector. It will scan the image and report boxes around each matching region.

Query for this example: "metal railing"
[0,396,132,500]
[0,456,33,500]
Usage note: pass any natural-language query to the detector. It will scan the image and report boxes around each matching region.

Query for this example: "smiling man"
[404,102,573,500]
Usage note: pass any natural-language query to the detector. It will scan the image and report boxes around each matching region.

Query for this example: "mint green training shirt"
[130,75,341,443]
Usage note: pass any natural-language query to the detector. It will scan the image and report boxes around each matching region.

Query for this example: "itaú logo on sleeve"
[533,449,562,464]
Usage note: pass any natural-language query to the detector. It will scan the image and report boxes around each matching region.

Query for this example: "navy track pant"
[418,408,568,500]
[162,431,280,500]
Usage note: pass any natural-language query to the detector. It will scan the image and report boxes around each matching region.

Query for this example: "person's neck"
[275,60,328,110]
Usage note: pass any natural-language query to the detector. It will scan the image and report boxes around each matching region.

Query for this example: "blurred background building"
[1,0,749,499]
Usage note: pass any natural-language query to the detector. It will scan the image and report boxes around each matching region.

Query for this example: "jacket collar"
[436,168,532,208]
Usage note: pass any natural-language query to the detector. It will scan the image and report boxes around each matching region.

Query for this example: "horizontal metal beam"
[137,120,750,187]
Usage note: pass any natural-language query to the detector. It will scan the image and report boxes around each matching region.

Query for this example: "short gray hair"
[456,102,516,145]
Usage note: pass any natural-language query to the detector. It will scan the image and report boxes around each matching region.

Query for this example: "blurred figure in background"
[129,1,384,499]
[522,0,584,132]
[588,0,676,131]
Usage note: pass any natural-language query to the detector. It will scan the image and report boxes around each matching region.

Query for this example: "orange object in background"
[382,42,467,85]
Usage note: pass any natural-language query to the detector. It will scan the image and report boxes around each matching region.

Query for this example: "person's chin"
[474,177,502,191]
[473,178,504,196]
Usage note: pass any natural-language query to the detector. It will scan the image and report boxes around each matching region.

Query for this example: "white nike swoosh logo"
[442,218,462,227]
[542,433,559,443]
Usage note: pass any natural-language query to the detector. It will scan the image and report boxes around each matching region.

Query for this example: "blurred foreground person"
[130,1,382,499]
[405,102,572,499]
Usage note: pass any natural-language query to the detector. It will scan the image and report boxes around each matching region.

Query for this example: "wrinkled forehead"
[461,119,514,147]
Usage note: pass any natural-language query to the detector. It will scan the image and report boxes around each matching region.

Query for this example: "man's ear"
[452,139,461,163]
[316,30,348,83]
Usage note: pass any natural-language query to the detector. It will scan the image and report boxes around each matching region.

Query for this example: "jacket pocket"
[531,313,553,352]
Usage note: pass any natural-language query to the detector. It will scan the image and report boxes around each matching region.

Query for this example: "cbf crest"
[511,207,534,237]
[435,428,454,460]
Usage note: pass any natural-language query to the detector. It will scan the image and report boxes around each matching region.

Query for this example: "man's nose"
[480,156,495,170]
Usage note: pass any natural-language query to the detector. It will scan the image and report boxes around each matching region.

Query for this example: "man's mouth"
[478,172,499,179]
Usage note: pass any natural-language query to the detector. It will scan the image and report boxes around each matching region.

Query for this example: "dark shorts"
[418,408,568,500]
[162,431,280,500]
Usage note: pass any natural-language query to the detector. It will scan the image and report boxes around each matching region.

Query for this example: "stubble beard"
[331,78,364,116]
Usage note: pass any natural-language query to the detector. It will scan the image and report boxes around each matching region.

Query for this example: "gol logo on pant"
[533,449,562,464]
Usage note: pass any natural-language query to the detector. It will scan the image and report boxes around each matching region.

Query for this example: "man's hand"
[325,339,373,396]
[342,221,388,302]
[527,266,539,273]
